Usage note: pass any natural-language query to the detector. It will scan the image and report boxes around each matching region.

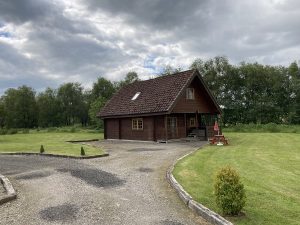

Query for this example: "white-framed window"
[186,88,195,100]
[132,118,143,130]
[190,117,196,127]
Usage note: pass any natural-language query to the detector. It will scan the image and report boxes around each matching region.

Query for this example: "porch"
[164,113,220,141]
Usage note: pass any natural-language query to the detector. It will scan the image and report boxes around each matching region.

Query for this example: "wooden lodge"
[98,69,221,142]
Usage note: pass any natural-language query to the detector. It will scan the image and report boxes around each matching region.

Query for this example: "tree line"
[0,56,299,129]
[190,57,299,125]
[0,72,139,129]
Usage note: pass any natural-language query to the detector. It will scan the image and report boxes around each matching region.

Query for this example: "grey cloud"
[0,0,300,95]
[0,0,58,24]
[84,0,213,30]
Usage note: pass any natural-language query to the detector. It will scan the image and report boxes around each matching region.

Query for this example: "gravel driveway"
[0,140,210,225]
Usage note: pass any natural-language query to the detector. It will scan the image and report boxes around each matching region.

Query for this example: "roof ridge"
[124,69,195,88]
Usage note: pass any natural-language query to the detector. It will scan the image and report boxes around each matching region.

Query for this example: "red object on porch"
[214,121,219,132]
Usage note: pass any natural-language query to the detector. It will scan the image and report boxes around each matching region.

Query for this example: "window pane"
[138,120,143,129]
[186,88,194,99]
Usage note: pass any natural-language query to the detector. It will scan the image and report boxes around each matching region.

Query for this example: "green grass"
[0,132,104,156]
[223,123,300,133]
[173,133,300,225]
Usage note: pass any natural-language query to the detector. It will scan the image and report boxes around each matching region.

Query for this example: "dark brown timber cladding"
[105,117,156,141]
[154,116,165,140]
[172,77,219,114]
[106,119,120,139]
[120,117,154,141]
[105,115,187,141]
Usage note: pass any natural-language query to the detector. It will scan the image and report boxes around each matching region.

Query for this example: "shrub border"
[0,152,109,159]
[0,174,17,204]
[166,148,234,225]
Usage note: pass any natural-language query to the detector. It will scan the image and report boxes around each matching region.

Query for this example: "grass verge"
[173,133,300,225]
[0,132,104,157]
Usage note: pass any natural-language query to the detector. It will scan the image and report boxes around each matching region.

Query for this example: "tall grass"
[224,123,300,133]
[0,125,102,135]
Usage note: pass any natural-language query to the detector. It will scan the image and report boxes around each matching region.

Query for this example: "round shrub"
[81,146,85,156]
[214,166,246,216]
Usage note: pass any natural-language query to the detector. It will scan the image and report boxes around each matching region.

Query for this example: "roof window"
[131,92,141,100]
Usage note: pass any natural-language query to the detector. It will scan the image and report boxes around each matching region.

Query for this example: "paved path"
[0,140,210,225]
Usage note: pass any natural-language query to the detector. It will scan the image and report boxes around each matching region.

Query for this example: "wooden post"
[118,119,121,139]
[153,116,156,141]
[104,119,107,139]
[184,113,187,137]
[165,115,168,142]
[195,110,198,129]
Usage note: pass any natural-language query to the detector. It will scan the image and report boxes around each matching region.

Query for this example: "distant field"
[173,133,300,225]
[0,131,104,156]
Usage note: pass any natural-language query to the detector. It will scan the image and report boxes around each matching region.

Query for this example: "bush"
[40,145,45,153]
[22,129,30,134]
[7,128,18,135]
[70,127,76,133]
[81,146,85,156]
[214,166,246,216]
[0,129,8,135]
[47,127,57,132]
[265,123,280,133]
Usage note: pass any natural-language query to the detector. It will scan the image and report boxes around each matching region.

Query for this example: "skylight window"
[131,92,141,100]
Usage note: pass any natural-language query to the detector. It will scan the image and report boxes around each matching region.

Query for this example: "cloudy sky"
[0,0,300,94]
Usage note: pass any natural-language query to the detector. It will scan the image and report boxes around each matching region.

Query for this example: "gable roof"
[98,69,220,118]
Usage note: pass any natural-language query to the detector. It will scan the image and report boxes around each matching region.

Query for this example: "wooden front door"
[167,117,177,139]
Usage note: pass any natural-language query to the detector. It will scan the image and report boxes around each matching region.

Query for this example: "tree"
[159,65,182,76]
[37,88,63,127]
[57,83,85,125]
[78,90,90,126]
[288,62,300,123]
[91,77,115,101]
[2,86,38,128]
[0,98,5,128]
[116,71,139,90]
[88,97,107,128]
[191,56,230,100]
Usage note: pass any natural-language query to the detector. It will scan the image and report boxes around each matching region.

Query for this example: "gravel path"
[0,140,210,225]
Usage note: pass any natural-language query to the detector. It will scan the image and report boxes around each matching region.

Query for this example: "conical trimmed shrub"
[81,146,85,156]
[40,145,45,153]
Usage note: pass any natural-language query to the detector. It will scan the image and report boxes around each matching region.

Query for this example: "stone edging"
[65,139,99,143]
[166,148,234,225]
[0,174,17,204]
[0,152,109,159]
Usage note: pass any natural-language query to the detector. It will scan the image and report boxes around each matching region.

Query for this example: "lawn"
[0,131,104,157]
[173,133,300,225]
